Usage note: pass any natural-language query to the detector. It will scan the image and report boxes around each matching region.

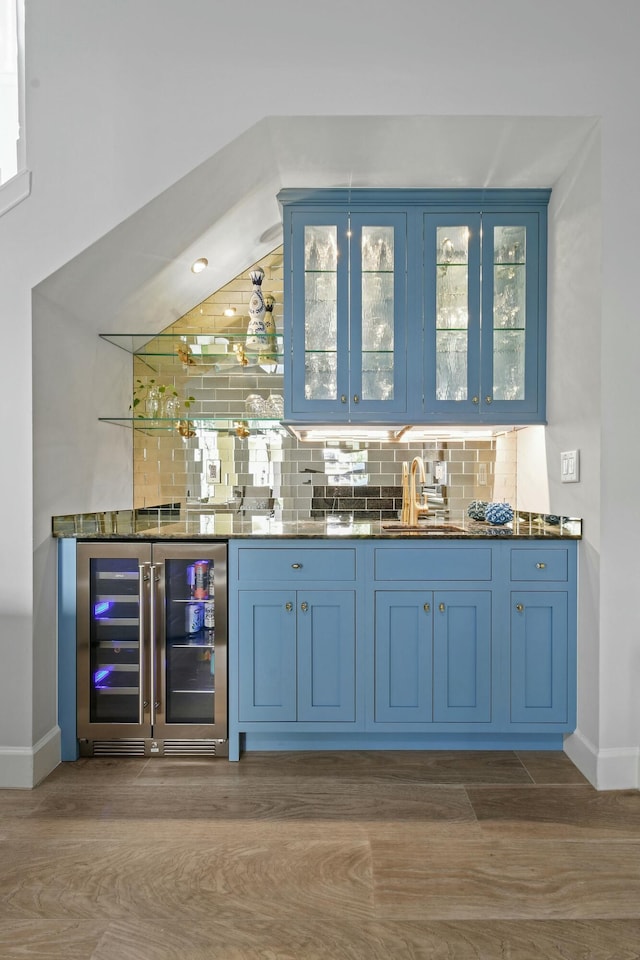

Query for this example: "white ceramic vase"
[246,267,267,350]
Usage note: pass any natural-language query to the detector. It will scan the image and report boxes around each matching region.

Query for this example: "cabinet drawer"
[237,547,357,583]
[374,546,492,581]
[510,548,568,582]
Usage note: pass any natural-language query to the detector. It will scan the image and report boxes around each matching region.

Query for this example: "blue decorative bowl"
[467,500,488,521]
[485,502,514,525]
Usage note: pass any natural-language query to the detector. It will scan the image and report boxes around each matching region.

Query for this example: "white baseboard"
[0,726,61,789]
[565,729,640,790]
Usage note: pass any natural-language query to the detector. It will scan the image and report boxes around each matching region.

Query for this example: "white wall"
[545,129,604,776]
[2,0,639,786]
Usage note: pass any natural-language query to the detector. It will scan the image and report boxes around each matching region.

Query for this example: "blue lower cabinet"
[433,591,492,723]
[374,592,433,723]
[297,591,356,722]
[230,539,577,756]
[510,590,570,724]
[374,589,492,726]
[238,591,297,722]
[238,588,356,723]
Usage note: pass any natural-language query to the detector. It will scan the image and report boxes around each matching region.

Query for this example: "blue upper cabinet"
[283,200,411,423]
[279,189,550,425]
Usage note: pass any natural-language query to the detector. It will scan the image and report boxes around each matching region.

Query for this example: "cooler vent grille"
[163,739,219,756]
[92,739,146,757]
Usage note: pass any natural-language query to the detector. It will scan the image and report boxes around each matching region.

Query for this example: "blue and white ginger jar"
[484,502,514,525]
[467,500,488,521]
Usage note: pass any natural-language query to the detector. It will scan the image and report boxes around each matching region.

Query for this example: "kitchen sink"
[382,523,465,534]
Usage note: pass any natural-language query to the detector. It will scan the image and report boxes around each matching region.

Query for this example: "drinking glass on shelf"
[265,394,284,418]
[245,394,266,416]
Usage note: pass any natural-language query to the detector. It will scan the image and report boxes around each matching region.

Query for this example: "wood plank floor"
[0,750,639,959]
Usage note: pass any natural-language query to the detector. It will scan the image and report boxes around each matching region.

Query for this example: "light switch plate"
[560,449,580,483]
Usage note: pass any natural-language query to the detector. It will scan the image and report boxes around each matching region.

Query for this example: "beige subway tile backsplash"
[132,248,518,519]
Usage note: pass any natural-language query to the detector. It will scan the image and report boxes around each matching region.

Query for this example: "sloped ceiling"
[35,115,597,336]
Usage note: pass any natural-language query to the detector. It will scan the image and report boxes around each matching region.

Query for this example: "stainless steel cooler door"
[151,542,228,741]
[76,543,153,740]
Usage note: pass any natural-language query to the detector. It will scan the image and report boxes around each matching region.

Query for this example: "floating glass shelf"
[99,332,284,369]
[98,416,286,434]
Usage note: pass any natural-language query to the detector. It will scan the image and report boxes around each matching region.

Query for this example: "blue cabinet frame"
[287,207,410,422]
[228,538,577,759]
[238,588,356,724]
[279,188,550,425]
[510,590,570,724]
[373,589,492,725]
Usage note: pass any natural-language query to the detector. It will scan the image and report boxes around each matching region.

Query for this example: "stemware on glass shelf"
[436,330,468,401]
[436,226,469,331]
[265,394,284,418]
[304,225,337,272]
[245,394,266,416]
[305,353,337,401]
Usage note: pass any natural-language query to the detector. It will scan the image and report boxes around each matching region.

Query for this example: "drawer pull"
[291,563,303,570]
[536,562,546,569]
[300,602,308,613]
[439,602,446,612]
[423,603,430,613]
[516,603,524,612]
[285,602,293,612]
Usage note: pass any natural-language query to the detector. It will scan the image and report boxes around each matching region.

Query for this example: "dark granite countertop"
[52,510,582,540]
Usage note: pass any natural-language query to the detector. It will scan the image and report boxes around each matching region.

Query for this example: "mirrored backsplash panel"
[129,246,517,524]
[134,424,516,525]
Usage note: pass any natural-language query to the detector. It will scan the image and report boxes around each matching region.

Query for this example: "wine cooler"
[76,541,228,757]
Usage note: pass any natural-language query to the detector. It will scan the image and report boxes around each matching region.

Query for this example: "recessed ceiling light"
[191,258,208,274]
[259,223,283,245]
[224,307,236,317]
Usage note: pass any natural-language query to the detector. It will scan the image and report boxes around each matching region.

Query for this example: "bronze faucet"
[401,456,430,526]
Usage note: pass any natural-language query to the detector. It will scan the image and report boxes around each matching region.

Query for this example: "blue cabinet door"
[433,591,492,723]
[238,590,297,721]
[238,588,356,723]
[297,590,356,722]
[481,211,546,422]
[424,212,482,420]
[347,212,409,421]
[284,205,410,422]
[374,591,433,723]
[287,209,350,421]
[510,591,569,723]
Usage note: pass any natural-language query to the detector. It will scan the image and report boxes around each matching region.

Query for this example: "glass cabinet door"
[481,212,542,417]
[349,212,408,419]
[77,544,153,739]
[289,211,349,419]
[424,213,481,418]
[153,543,227,740]
[287,209,408,421]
